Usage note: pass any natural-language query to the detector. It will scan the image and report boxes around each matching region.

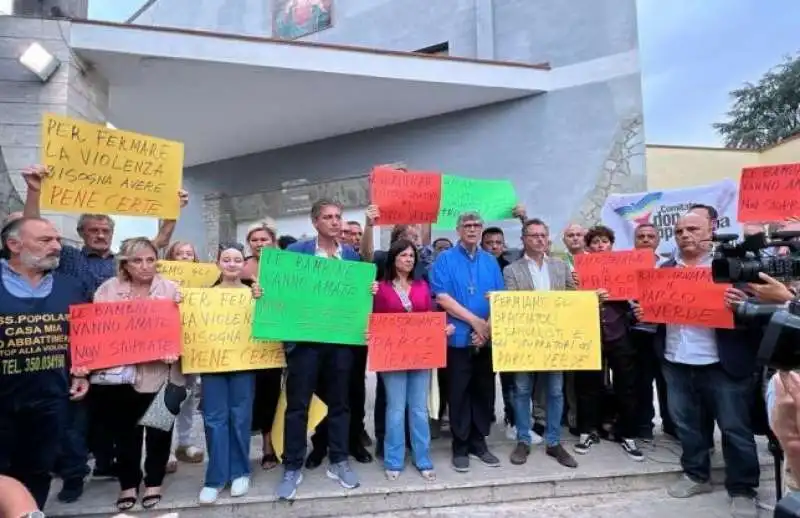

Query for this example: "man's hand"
[511,204,527,221]
[470,331,488,347]
[631,301,644,321]
[251,283,263,299]
[470,317,490,343]
[596,288,609,302]
[748,273,794,304]
[69,377,89,401]
[162,354,180,364]
[178,189,189,208]
[365,204,379,227]
[22,164,48,192]
[571,271,580,288]
[772,372,800,481]
[723,287,749,309]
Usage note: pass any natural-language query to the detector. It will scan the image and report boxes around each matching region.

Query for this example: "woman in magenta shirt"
[373,239,452,482]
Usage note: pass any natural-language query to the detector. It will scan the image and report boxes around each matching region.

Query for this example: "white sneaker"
[198,487,219,505]
[230,476,250,497]
[530,430,544,445]
[505,424,517,441]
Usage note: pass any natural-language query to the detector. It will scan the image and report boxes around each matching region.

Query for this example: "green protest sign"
[434,175,517,229]
[252,248,376,346]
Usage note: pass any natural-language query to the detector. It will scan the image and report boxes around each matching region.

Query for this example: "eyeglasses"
[218,242,245,253]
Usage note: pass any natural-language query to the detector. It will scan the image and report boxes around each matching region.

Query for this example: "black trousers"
[284,343,352,470]
[349,346,368,438]
[90,385,172,491]
[576,335,638,438]
[632,329,675,437]
[436,367,449,420]
[447,346,494,456]
[54,399,90,482]
[252,367,282,434]
[87,388,116,471]
[0,394,66,509]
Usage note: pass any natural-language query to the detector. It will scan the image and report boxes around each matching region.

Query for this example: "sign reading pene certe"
[253,248,376,345]
[0,312,70,376]
[180,288,285,374]
[490,291,602,372]
[40,113,184,219]
[367,312,446,372]
[69,299,181,370]
[156,261,220,288]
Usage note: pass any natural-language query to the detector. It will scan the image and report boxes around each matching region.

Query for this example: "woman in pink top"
[372,239,453,482]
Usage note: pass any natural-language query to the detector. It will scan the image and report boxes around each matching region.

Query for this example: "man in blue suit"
[276,199,362,500]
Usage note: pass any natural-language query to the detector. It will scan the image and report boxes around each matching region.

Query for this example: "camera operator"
[634,213,761,518]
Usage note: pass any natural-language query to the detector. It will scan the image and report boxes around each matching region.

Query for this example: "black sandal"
[141,492,162,509]
[261,452,279,470]
[116,492,137,512]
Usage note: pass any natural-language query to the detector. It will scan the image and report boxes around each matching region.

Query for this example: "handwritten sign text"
[367,312,446,372]
[637,268,733,328]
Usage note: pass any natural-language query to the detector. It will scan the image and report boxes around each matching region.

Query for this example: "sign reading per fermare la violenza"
[40,113,184,219]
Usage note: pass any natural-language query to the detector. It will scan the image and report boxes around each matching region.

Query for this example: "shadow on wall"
[0,146,24,222]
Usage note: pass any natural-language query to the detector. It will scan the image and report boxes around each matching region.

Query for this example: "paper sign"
[156,261,220,288]
[369,167,442,225]
[179,288,285,374]
[435,175,517,229]
[738,163,800,222]
[637,268,733,329]
[574,250,655,300]
[271,390,328,460]
[253,248,376,345]
[367,313,446,372]
[40,113,184,219]
[0,312,70,376]
[490,291,602,372]
[69,299,181,370]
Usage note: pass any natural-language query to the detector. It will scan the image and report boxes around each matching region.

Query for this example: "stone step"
[46,435,777,518]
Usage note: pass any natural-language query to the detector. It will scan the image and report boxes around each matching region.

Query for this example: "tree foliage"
[713,54,800,149]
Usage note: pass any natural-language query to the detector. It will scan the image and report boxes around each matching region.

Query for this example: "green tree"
[713,54,800,149]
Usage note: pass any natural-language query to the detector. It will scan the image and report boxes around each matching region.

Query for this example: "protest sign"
[271,390,327,459]
[637,268,733,329]
[600,180,739,261]
[367,313,446,372]
[490,291,601,372]
[738,163,800,222]
[369,167,442,225]
[180,288,285,374]
[156,261,220,288]
[41,113,184,219]
[435,175,517,229]
[253,248,376,345]
[69,299,181,370]
[574,249,655,300]
[0,312,70,376]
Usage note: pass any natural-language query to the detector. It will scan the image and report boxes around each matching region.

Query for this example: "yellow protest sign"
[40,113,184,219]
[271,390,327,460]
[179,288,285,374]
[156,261,220,288]
[490,291,602,372]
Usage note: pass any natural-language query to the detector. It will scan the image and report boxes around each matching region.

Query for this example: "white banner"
[600,180,740,259]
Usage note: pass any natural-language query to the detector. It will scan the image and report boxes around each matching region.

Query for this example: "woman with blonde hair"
[242,219,277,281]
[85,237,183,511]
[163,241,206,473]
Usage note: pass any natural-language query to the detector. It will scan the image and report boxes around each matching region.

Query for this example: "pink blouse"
[373,279,433,314]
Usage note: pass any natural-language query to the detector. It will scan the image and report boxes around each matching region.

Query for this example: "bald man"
[562,224,586,269]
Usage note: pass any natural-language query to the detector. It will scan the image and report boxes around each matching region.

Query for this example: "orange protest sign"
[574,249,655,301]
[738,163,800,222]
[369,167,442,225]
[69,299,182,370]
[637,268,733,329]
[367,312,446,372]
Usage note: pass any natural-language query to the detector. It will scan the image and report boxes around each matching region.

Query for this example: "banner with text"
[253,248,376,345]
[180,288,285,374]
[574,249,655,300]
[490,291,602,372]
[0,312,70,376]
[156,261,220,288]
[367,312,446,372]
[600,180,739,260]
[69,299,181,370]
[738,163,800,222]
[369,167,442,225]
[435,175,517,229]
[637,268,734,329]
[41,113,184,219]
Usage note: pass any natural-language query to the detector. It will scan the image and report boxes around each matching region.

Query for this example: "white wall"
[111,215,159,253]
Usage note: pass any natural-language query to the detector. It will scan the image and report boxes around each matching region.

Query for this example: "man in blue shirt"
[430,211,504,472]
[0,217,90,510]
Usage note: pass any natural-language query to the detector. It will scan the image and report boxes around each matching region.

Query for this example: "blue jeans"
[382,370,433,471]
[661,361,760,497]
[514,372,564,447]
[201,372,255,488]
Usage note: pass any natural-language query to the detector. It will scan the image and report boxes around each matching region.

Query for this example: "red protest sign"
[738,163,800,222]
[367,312,446,372]
[574,249,655,301]
[636,268,733,329]
[369,167,442,225]
[69,299,181,370]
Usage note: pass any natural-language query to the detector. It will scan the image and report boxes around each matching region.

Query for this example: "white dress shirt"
[525,254,550,291]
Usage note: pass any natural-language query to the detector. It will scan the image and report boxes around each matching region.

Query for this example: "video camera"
[711,231,800,284]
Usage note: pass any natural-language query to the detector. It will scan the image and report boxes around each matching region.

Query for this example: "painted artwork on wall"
[273,0,333,40]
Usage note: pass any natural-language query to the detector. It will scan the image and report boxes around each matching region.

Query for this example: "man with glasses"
[430,212,505,472]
